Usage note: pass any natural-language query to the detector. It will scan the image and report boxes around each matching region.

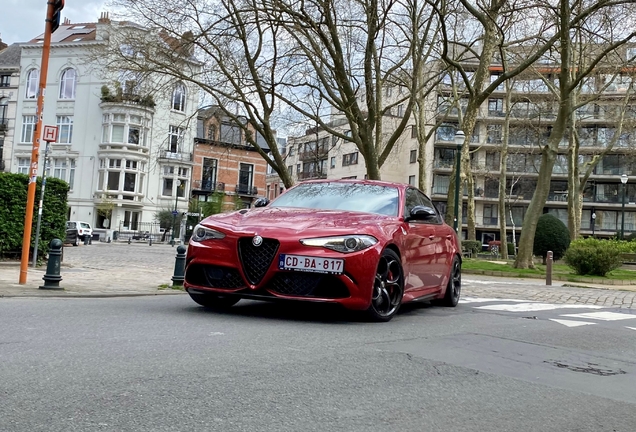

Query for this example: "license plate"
[278,254,344,275]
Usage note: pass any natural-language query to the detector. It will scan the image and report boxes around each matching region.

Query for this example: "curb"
[0,290,187,299]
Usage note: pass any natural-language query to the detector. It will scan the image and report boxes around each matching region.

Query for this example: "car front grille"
[268,273,349,298]
[238,237,279,285]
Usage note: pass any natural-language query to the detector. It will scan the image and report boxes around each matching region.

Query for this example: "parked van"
[66,221,93,243]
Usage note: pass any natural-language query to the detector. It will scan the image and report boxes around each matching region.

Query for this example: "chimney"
[63,18,71,25]
[0,34,7,51]
[98,12,111,24]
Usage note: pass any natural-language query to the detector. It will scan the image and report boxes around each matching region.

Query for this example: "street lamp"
[591,211,596,237]
[453,129,465,234]
[621,174,628,239]
[171,179,182,247]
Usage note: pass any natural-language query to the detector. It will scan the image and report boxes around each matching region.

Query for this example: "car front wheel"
[366,249,404,322]
[188,292,240,310]
[438,256,461,307]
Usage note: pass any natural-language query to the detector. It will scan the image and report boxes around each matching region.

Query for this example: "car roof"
[297,178,409,190]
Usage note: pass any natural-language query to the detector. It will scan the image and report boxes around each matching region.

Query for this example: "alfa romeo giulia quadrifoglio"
[184,179,462,321]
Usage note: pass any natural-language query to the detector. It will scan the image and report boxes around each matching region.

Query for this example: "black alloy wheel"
[188,292,241,310]
[439,256,461,307]
[367,249,404,322]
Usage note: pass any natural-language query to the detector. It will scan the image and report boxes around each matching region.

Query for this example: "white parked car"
[66,221,93,244]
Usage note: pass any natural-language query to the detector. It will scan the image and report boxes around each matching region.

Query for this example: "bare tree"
[104,0,442,186]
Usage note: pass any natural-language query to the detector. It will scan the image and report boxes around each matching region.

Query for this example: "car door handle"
[446,235,452,240]
[429,235,435,240]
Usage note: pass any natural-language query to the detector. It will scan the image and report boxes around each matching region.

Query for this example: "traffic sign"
[172,210,179,216]
[43,125,58,142]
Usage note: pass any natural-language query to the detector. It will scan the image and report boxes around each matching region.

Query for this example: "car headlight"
[300,235,378,253]
[191,224,226,242]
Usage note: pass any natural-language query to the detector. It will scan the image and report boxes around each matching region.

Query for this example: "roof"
[0,43,22,69]
[29,23,97,44]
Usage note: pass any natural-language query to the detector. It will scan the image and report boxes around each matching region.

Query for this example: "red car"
[184,179,461,321]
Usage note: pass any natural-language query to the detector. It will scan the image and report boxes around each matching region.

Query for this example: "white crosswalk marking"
[560,312,636,321]
[626,327,636,331]
[474,303,603,312]
[549,319,596,328]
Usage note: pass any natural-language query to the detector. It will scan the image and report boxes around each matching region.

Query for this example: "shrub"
[564,238,623,276]
[0,173,68,258]
[533,213,570,263]
[507,242,516,256]
[461,240,481,257]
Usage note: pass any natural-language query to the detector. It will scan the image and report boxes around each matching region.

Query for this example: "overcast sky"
[0,0,108,45]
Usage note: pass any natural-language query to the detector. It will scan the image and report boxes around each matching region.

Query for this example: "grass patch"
[462,258,636,281]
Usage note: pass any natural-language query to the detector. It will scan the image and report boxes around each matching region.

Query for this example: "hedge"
[0,173,69,259]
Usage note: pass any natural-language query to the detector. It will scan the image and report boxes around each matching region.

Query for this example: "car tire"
[188,292,241,310]
[73,237,79,247]
[366,249,404,322]
[438,256,461,307]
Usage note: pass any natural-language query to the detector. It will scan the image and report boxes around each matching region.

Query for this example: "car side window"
[416,191,442,224]
[404,188,424,219]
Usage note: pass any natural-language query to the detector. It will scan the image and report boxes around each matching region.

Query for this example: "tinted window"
[271,182,399,216]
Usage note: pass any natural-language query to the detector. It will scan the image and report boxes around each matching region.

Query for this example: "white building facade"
[9,16,199,236]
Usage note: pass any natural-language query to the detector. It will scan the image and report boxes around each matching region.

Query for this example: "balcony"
[298,150,329,162]
[298,171,328,180]
[159,150,193,162]
[235,184,258,196]
[192,179,225,192]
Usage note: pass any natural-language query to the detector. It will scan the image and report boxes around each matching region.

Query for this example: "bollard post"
[83,235,89,246]
[39,238,64,290]
[171,245,187,286]
[128,236,131,245]
[149,236,152,246]
[546,250,553,286]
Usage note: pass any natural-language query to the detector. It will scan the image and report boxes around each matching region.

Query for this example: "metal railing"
[159,150,193,162]
[235,184,258,195]
[192,179,224,192]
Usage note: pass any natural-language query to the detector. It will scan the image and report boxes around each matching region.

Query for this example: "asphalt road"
[1,295,635,432]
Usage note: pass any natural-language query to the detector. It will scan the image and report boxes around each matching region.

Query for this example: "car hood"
[201,207,397,236]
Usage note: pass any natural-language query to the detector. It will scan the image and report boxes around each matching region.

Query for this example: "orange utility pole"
[19,0,65,284]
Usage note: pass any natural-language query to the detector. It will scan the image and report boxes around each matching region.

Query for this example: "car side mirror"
[406,205,437,222]
[254,197,270,208]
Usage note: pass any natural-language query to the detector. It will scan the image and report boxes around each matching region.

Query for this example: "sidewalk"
[0,242,634,309]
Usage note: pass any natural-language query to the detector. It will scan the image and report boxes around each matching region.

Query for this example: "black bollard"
[171,245,187,286]
[84,235,89,246]
[149,236,152,246]
[39,238,64,290]
[128,236,131,245]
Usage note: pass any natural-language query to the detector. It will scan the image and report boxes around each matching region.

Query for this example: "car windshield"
[270,182,399,216]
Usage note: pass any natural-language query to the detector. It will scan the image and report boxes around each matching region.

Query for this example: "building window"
[487,124,503,144]
[59,68,76,99]
[220,122,242,145]
[168,125,184,153]
[288,145,294,156]
[411,125,418,139]
[207,124,216,141]
[202,158,218,190]
[408,175,416,186]
[296,163,301,173]
[17,157,30,174]
[410,150,417,164]
[21,115,37,143]
[0,74,10,87]
[123,211,141,230]
[342,152,359,166]
[436,123,457,141]
[56,116,73,144]
[163,178,174,196]
[483,204,498,225]
[172,82,186,111]
[330,156,336,168]
[25,69,39,99]
[48,158,76,189]
[238,163,254,194]
[397,104,404,117]
[488,98,503,116]
[0,97,8,122]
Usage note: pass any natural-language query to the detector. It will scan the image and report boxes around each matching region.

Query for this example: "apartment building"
[192,107,269,210]
[7,15,199,235]
[431,49,636,246]
[268,96,424,195]
[0,41,20,173]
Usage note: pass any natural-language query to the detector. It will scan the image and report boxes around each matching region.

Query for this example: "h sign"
[43,125,58,142]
